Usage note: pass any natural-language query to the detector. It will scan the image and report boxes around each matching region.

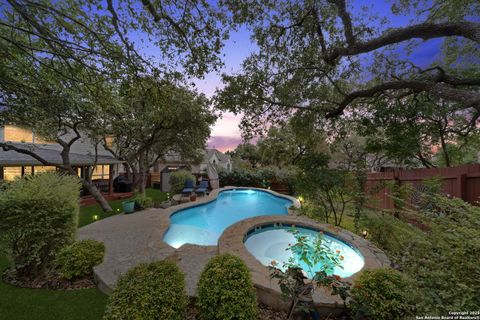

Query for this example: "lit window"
[23,166,33,176]
[34,166,56,173]
[105,136,115,148]
[3,167,22,181]
[92,165,110,180]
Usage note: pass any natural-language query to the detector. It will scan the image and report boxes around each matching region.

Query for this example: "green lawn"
[1,188,167,320]
[78,188,168,227]
[0,254,108,320]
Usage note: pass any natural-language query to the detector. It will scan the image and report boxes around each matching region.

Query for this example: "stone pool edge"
[81,187,299,294]
[218,215,391,316]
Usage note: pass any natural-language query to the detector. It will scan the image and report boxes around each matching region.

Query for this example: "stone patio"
[77,186,389,314]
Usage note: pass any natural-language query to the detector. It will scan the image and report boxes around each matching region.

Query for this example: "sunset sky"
[187,2,442,152]
[194,26,255,152]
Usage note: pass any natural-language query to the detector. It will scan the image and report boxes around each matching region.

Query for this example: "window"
[3,167,22,181]
[23,166,33,176]
[105,136,115,148]
[4,125,33,143]
[34,166,56,174]
[92,165,110,180]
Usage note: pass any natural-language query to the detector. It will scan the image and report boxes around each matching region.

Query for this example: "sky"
[194,26,256,152]
[192,1,445,152]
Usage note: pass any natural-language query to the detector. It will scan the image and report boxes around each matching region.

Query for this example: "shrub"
[197,254,257,320]
[348,268,418,320]
[103,261,187,320]
[218,166,297,192]
[55,240,105,280]
[400,194,480,313]
[0,173,80,279]
[134,194,153,210]
[169,170,195,194]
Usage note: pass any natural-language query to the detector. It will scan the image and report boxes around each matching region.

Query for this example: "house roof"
[158,149,231,165]
[0,142,122,166]
[206,148,230,164]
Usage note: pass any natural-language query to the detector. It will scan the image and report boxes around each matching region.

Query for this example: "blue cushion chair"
[195,180,209,195]
[181,180,195,195]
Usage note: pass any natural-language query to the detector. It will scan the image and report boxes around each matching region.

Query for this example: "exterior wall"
[4,125,34,143]
[1,125,54,144]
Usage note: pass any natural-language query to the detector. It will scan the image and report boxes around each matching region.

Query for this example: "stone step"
[165,244,218,297]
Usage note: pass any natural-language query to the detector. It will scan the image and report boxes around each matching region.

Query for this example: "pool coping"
[218,215,391,314]
[79,186,390,315]
[79,187,299,294]
[161,186,300,248]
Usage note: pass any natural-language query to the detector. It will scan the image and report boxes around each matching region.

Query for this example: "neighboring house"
[0,125,123,196]
[151,148,231,192]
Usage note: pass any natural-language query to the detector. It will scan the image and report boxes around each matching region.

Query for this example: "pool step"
[165,244,218,296]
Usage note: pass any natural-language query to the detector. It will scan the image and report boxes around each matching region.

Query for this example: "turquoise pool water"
[244,226,364,278]
[163,189,293,248]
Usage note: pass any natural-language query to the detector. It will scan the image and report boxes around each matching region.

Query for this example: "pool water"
[244,226,364,278]
[163,189,292,248]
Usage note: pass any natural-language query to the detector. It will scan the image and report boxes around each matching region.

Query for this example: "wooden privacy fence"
[365,163,480,210]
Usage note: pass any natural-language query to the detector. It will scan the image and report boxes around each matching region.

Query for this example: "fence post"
[457,173,467,200]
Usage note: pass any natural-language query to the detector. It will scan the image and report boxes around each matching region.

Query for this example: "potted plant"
[190,193,197,202]
[122,200,135,214]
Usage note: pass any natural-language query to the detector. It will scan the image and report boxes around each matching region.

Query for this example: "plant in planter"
[190,193,197,201]
[269,228,350,319]
[122,200,135,214]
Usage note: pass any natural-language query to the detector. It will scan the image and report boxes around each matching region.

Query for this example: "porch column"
[109,164,114,195]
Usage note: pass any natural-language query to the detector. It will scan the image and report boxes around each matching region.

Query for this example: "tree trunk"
[81,178,113,212]
[136,152,149,195]
[60,144,113,212]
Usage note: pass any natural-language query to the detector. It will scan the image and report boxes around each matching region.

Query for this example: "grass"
[0,254,107,320]
[78,188,168,227]
[1,188,167,320]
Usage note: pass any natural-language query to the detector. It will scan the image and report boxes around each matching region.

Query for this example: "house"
[0,125,124,197]
[150,148,231,192]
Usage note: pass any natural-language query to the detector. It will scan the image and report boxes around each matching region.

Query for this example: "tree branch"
[326,78,480,118]
[324,21,480,63]
[328,0,355,45]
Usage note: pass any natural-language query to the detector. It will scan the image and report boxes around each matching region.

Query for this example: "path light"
[297,195,304,203]
[167,192,170,200]
[362,229,368,239]
[116,208,120,212]
[93,215,99,221]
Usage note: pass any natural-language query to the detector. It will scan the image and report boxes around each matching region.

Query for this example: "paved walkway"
[77,187,300,295]
[77,209,176,293]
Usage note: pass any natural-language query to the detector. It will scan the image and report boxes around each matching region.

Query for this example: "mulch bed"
[2,270,96,290]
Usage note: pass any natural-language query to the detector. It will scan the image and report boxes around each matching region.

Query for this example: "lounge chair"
[181,180,195,195]
[195,180,209,195]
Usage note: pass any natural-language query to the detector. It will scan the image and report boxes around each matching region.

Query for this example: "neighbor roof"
[0,142,122,166]
[206,148,230,163]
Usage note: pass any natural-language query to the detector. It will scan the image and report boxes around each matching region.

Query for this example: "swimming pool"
[244,225,365,278]
[163,189,293,248]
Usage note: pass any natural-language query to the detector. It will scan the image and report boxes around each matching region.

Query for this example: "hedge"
[349,268,418,320]
[196,254,257,320]
[0,173,80,279]
[103,261,187,320]
[55,240,105,280]
[169,170,195,194]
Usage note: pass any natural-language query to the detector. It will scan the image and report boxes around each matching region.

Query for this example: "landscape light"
[362,230,368,239]
[93,215,99,221]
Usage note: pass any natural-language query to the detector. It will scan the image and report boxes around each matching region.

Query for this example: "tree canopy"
[216,0,480,138]
[105,77,216,193]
